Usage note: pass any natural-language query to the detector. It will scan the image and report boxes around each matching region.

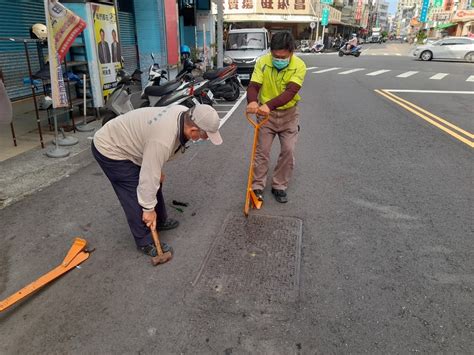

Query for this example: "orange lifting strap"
[0,238,91,312]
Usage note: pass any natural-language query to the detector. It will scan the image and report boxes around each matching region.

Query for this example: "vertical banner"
[164,0,179,65]
[44,0,86,108]
[355,0,363,21]
[419,0,430,22]
[90,3,122,98]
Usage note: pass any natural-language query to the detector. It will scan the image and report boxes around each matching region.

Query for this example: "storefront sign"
[452,9,474,22]
[90,3,122,97]
[320,0,334,5]
[434,0,443,8]
[419,0,430,22]
[44,0,86,108]
[321,7,330,26]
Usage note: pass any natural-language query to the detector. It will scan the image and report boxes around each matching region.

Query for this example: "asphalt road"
[1,47,473,353]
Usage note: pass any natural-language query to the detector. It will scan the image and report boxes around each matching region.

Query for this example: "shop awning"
[435,22,456,30]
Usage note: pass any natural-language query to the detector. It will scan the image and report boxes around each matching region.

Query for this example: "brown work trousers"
[252,106,299,191]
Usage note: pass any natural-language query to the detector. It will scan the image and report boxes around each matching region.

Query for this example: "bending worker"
[92,105,222,257]
[246,31,307,203]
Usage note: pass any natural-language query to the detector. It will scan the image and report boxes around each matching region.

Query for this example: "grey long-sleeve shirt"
[93,105,188,209]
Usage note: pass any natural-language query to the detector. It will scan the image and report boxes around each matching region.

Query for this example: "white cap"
[190,104,223,145]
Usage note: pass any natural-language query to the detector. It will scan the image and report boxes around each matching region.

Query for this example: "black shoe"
[157,218,179,231]
[139,242,173,257]
[253,189,264,201]
[271,188,288,203]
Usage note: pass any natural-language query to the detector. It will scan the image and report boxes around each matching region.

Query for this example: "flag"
[44,0,86,108]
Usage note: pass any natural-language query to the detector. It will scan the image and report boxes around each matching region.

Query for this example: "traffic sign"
[321,0,334,4]
[310,21,316,29]
[321,7,330,26]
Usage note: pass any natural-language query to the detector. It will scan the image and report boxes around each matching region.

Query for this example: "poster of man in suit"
[111,29,121,63]
[98,28,111,64]
[91,3,122,97]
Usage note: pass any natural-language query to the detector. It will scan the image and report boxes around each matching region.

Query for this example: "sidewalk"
[0,120,99,209]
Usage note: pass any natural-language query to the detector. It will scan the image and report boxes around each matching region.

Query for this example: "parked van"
[224,28,270,81]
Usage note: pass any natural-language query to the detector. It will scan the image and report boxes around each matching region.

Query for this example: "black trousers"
[92,142,168,247]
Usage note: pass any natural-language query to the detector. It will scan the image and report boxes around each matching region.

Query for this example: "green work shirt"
[250,53,307,110]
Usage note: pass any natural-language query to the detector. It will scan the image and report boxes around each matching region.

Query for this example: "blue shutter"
[0,1,47,100]
[118,11,139,73]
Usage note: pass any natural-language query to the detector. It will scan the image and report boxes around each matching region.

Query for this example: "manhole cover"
[192,214,302,312]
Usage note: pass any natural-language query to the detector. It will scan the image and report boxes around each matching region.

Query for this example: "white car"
[413,37,474,62]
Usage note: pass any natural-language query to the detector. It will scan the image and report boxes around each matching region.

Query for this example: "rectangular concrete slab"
[191,213,303,313]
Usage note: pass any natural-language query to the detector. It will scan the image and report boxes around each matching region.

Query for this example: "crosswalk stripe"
[313,67,340,73]
[366,69,391,76]
[397,71,419,78]
[466,75,474,82]
[430,73,448,80]
[338,68,365,75]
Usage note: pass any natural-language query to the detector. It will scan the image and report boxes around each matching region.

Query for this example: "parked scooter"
[338,43,362,57]
[102,68,195,126]
[299,40,311,53]
[200,63,242,102]
[177,45,243,102]
[310,41,325,53]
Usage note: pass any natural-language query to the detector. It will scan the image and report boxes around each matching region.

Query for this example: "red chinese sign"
[294,0,305,10]
[278,0,289,9]
[228,0,239,9]
[261,0,274,9]
[242,0,254,8]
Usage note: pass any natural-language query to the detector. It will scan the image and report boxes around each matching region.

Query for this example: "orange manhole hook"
[244,112,270,217]
[0,238,92,312]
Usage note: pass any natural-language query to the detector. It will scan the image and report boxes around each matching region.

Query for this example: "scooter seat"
[203,66,232,80]
[144,81,181,97]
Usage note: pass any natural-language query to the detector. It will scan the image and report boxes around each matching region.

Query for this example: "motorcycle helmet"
[31,23,48,41]
[39,95,53,110]
[351,33,357,38]
[181,44,190,60]
[180,45,191,55]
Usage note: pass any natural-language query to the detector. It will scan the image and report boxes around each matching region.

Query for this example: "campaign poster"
[90,3,122,97]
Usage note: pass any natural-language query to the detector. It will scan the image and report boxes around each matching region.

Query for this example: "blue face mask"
[272,57,290,70]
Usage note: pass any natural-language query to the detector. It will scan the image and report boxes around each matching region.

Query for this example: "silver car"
[413,37,474,62]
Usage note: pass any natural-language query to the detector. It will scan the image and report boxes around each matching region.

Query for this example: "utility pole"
[217,0,224,68]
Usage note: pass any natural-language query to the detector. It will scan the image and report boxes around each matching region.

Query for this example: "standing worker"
[92,105,223,257]
[246,32,307,203]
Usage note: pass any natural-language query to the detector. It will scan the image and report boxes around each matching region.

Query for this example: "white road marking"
[338,68,365,75]
[313,67,340,73]
[466,75,474,82]
[396,53,402,56]
[396,71,419,78]
[385,89,474,94]
[219,93,247,128]
[306,66,317,70]
[429,73,448,80]
[366,69,391,76]
[384,53,389,56]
